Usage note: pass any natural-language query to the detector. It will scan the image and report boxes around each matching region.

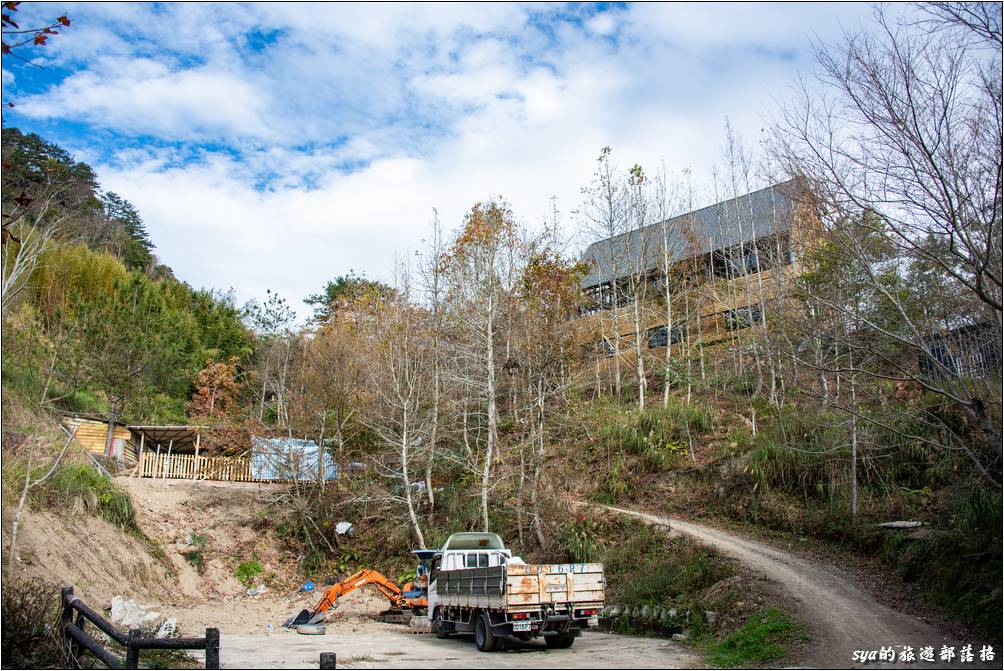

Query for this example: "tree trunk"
[426,363,439,509]
[401,408,425,548]
[532,381,547,547]
[317,411,327,496]
[633,295,646,411]
[104,402,122,457]
[611,308,622,399]
[482,300,497,532]
[6,429,75,583]
[6,450,34,583]
[849,351,858,521]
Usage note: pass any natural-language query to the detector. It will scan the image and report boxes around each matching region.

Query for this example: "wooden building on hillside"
[576,179,820,371]
[61,414,341,484]
[63,413,133,463]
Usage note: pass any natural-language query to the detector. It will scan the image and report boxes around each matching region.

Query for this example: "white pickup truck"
[426,532,605,651]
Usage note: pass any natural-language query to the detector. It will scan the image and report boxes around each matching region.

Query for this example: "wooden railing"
[61,586,219,669]
[139,452,254,482]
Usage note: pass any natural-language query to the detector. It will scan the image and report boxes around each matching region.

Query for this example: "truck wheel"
[433,610,451,639]
[544,632,575,649]
[474,613,499,652]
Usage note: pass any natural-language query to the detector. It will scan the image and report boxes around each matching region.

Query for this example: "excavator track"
[378,609,413,625]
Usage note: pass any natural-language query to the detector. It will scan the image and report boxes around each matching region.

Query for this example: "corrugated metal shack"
[250,437,339,482]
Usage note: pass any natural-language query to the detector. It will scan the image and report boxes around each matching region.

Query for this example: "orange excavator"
[286,550,435,628]
[311,567,427,623]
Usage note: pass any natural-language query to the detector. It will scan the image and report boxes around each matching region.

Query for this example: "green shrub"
[706,608,807,667]
[711,372,758,396]
[617,546,731,606]
[596,454,629,503]
[6,462,139,530]
[600,520,733,609]
[880,485,1002,637]
[597,400,710,475]
[559,517,597,563]
[182,533,209,573]
[235,559,264,587]
[51,463,137,528]
[183,550,205,573]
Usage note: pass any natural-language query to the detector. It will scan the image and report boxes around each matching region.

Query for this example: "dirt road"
[192,622,700,669]
[595,504,974,669]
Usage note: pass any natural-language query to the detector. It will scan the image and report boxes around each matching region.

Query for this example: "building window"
[708,235,792,281]
[647,324,687,348]
[583,280,633,313]
[647,326,668,349]
[723,304,764,331]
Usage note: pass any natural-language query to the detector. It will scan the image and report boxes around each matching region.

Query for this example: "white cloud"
[7,2,881,318]
[17,56,273,140]
[585,12,618,37]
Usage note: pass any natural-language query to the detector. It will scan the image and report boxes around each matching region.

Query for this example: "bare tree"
[652,168,686,407]
[441,199,523,531]
[578,148,628,398]
[416,211,447,511]
[5,426,76,582]
[913,2,1002,47]
[363,262,430,547]
[1,186,75,316]
[625,164,653,410]
[769,5,1002,484]
[513,227,585,546]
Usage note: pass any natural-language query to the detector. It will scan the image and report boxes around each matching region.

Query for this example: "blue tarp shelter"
[251,437,339,482]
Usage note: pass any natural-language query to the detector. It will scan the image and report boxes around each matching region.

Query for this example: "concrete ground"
[196,622,701,669]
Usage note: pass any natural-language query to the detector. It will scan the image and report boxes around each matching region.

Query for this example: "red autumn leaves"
[1,2,71,56]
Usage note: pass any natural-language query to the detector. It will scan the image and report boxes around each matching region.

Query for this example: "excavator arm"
[312,569,406,615]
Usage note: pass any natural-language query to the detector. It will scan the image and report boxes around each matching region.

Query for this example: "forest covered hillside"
[2,3,1001,669]
[2,127,252,429]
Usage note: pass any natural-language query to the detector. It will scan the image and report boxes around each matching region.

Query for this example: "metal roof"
[127,425,209,449]
[580,179,798,288]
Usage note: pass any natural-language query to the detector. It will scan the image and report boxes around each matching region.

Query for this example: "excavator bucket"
[284,609,311,628]
[409,615,431,634]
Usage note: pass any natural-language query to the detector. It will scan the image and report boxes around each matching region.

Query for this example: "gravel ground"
[189,622,701,669]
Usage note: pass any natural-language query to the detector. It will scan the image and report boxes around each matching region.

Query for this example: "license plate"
[512,621,531,632]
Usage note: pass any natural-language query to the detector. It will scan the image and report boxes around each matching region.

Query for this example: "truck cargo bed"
[437,563,604,610]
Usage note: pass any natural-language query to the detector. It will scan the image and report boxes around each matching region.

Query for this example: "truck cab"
[426,532,604,652]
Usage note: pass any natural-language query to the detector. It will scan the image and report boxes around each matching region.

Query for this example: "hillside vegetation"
[2,8,1001,666]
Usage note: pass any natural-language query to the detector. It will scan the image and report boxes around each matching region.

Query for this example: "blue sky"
[2,2,878,317]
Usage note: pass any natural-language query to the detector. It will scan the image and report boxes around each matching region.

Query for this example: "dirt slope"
[10,509,175,605]
[594,503,975,669]
[120,478,399,636]
[118,477,283,602]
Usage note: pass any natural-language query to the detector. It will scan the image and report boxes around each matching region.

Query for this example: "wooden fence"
[139,452,254,482]
[61,586,219,669]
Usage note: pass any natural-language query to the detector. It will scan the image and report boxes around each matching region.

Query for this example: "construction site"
[10,474,704,668]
